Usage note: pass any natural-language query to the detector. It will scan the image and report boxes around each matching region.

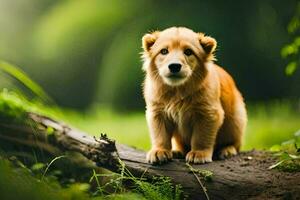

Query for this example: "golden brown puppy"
[141,27,247,164]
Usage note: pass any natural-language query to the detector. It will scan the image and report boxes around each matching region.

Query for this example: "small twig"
[186,163,210,200]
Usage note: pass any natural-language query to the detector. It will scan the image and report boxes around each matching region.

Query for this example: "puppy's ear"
[198,33,217,56]
[142,31,159,52]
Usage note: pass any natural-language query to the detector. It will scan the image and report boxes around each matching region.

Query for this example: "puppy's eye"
[160,48,169,55]
[184,49,193,56]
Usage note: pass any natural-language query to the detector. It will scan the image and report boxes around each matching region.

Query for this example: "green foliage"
[0,145,178,200]
[0,158,91,200]
[89,160,182,200]
[103,193,145,200]
[269,130,300,172]
[288,3,300,34]
[284,61,297,75]
[134,177,182,200]
[0,91,182,199]
[0,60,52,102]
[281,2,300,75]
[0,89,28,122]
[31,162,46,172]
[186,163,213,182]
[0,60,60,122]
[0,89,61,123]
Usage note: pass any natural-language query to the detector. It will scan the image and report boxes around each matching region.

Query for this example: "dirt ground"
[118,146,300,200]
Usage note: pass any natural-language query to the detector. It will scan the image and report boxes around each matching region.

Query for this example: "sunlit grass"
[62,106,151,150]
[244,101,300,150]
[61,101,300,151]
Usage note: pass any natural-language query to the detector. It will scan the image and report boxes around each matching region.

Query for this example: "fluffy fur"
[141,27,247,164]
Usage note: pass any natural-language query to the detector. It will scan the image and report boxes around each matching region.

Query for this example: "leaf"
[294,37,300,46]
[288,18,300,33]
[288,154,300,159]
[281,139,295,146]
[280,152,291,160]
[46,126,55,135]
[268,160,285,169]
[0,60,52,103]
[285,62,297,75]
[287,2,300,33]
[294,129,300,137]
[31,163,45,171]
[281,44,298,58]
[270,145,281,152]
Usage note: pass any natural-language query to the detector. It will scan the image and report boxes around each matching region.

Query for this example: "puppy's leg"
[171,133,185,159]
[186,108,224,164]
[146,110,172,164]
[218,101,247,159]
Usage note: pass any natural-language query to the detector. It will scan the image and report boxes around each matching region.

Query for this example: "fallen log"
[0,112,299,200]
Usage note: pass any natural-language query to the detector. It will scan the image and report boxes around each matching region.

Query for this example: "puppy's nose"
[168,63,182,73]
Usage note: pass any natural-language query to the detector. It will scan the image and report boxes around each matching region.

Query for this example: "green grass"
[0,158,146,200]
[61,101,300,151]
[62,106,150,150]
[0,60,52,103]
[244,101,300,150]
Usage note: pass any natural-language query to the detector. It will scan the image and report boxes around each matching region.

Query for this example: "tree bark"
[0,112,299,200]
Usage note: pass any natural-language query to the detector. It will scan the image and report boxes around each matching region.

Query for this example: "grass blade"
[0,60,52,103]
[41,155,66,180]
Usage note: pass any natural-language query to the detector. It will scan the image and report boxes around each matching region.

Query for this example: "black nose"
[168,63,182,73]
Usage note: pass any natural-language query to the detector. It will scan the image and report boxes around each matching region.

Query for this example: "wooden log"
[0,112,299,200]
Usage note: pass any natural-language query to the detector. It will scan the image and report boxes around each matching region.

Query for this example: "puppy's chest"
[163,97,192,124]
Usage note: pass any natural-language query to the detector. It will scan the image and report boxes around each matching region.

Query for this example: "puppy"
[141,27,247,164]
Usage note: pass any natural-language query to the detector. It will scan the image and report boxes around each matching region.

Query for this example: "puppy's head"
[142,27,217,86]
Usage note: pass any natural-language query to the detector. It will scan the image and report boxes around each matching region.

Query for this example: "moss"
[46,126,55,135]
[0,89,28,122]
[133,176,183,200]
[269,132,300,172]
[277,160,300,172]
[186,163,213,182]
[0,89,61,124]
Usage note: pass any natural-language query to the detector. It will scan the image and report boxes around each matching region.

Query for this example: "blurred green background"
[0,0,299,150]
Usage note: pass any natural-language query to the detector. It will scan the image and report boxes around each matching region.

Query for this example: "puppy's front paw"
[147,148,172,164]
[218,145,237,159]
[186,150,212,164]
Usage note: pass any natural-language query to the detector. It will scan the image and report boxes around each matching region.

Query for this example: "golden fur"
[141,27,247,164]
